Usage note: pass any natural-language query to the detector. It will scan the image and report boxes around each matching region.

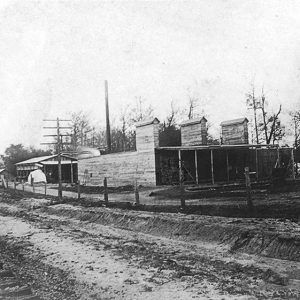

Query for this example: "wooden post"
[22,180,24,192]
[255,148,259,181]
[70,160,74,184]
[210,149,215,185]
[134,180,140,205]
[77,180,81,200]
[276,147,280,168]
[291,148,295,180]
[178,150,185,209]
[244,167,253,210]
[226,151,230,182]
[14,179,16,190]
[194,150,199,184]
[57,118,63,200]
[6,179,8,189]
[32,178,35,193]
[44,182,47,195]
[104,177,108,204]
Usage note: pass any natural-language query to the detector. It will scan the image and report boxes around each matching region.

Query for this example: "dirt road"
[0,191,299,299]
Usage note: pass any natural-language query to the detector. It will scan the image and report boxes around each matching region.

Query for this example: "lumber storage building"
[78,117,294,187]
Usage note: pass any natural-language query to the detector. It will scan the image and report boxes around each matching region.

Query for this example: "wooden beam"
[226,150,230,182]
[210,149,215,185]
[255,148,259,181]
[70,160,74,184]
[291,148,295,180]
[194,150,199,184]
[178,150,182,184]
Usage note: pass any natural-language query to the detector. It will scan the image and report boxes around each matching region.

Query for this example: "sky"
[0,0,300,154]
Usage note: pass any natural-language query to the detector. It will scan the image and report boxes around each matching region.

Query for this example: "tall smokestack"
[105,80,111,152]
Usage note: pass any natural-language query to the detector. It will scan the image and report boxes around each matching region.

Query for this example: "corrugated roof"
[220,118,248,126]
[15,155,56,165]
[15,154,77,165]
[180,117,207,127]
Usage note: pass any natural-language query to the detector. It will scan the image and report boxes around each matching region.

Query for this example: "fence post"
[44,182,47,195]
[103,177,108,204]
[22,180,24,192]
[77,180,81,200]
[244,167,253,210]
[14,179,16,191]
[6,179,8,189]
[178,150,186,210]
[32,178,35,193]
[134,180,140,205]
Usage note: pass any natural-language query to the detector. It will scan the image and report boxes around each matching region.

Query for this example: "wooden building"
[78,117,294,187]
[15,154,77,183]
[180,117,207,146]
[221,118,249,145]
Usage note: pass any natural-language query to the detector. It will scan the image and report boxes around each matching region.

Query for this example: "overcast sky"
[0,0,300,154]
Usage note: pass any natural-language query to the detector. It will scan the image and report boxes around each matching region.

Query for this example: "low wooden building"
[15,154,77,183]
[78,117,294,186]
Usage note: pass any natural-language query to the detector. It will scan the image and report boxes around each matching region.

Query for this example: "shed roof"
[220,117,248,126]
[135,117,160,128]
[180,117,207,127]
[15,154,77,165]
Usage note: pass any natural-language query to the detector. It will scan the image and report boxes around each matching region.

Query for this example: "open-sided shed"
[15,154,77,183]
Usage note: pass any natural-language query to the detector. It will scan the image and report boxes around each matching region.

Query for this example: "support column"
[178,150,182,184]
[226,151,230,182]
[210,149,215,185]
[194,150,199,184]
[70,160,74,184]
[255,148,259,181]
[291,148,295,180]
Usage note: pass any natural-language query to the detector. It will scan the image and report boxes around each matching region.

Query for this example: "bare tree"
[259,91,284,144]
[246,85,260,144]
[129,96,154,124]
[289,109,300,148]
[69,111,92,150]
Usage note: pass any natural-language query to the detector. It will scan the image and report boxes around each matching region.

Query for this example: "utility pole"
[105,80,111,152]
[42,118,72,200]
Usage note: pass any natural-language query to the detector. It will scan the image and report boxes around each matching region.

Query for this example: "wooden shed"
[180,117,207,146]
[15,154,77,183]
[221,118,249,145]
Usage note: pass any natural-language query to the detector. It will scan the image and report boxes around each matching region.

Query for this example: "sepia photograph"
[0,0,299,299]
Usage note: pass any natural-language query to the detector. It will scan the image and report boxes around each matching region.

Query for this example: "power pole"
[42,118,72,200]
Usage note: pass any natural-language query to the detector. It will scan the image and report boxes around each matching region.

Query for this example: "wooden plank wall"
[78,149,156,187]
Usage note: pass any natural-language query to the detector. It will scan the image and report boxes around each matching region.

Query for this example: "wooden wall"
[78,149,156,186]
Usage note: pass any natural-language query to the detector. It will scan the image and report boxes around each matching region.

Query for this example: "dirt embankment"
[40,204,300,262]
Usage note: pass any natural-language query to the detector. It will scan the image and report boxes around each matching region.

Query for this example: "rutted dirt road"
[0,191,299,299]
